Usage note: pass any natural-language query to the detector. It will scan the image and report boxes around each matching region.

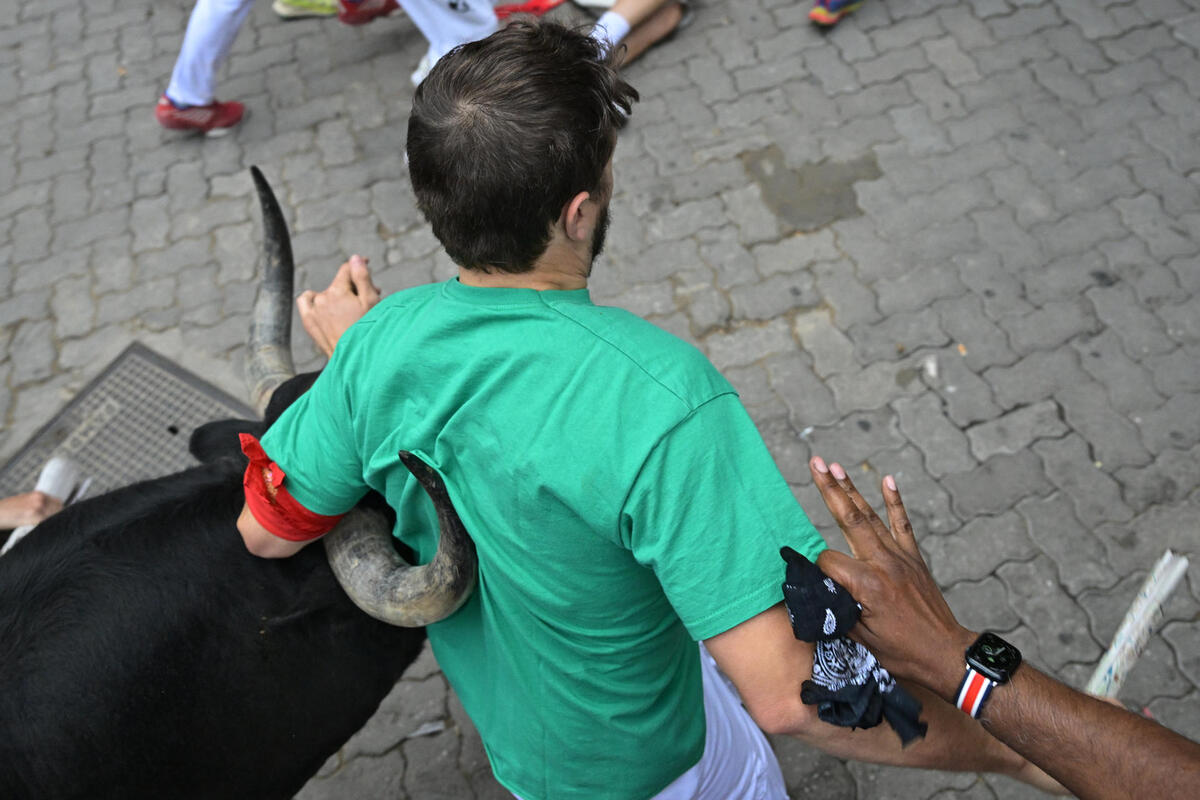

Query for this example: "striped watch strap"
[955,666,997,718]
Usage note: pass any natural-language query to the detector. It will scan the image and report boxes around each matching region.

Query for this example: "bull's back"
[0,463,424,800]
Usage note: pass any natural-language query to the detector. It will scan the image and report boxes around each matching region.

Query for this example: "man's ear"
[561,189,595,243]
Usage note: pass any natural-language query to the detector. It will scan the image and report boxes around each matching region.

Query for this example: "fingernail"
[830,462,846,480]
[884,475,896,491]
[812,457,828,473]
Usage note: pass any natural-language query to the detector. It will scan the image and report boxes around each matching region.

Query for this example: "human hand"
[809,457,976,698]
[297,255,381,357]
[0,491,63,529]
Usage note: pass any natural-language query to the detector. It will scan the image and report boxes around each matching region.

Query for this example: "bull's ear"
[262,371,321,427]
[189,420,266,464]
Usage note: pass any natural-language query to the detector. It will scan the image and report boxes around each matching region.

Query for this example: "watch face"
[966,632,1022,683]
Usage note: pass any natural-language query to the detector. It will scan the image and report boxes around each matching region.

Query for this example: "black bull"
[0,376,424,799]
[0,169,474,799]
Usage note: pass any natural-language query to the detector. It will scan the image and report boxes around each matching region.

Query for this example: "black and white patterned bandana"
[780,546,927,746]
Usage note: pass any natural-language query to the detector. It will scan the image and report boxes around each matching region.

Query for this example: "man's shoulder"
[343,282,442,335]
[554,301,733,407]
[374,281,442,313]
[320,283,444,376]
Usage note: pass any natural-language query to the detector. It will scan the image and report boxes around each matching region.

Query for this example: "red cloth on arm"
[239,433,345,542]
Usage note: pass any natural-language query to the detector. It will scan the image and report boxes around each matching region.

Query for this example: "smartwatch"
[955,632,1021,718]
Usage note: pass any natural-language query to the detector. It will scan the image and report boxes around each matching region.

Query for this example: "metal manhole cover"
[0,343,254,498]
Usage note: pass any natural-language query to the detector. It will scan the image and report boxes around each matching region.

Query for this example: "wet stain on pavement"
[740,145,881,233]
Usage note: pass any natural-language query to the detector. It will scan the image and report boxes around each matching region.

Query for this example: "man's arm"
[808,455,1200,800]
[0,491,63,530]
[704,605,1052,785]
[237,502,310,558]
[237,255,381,558]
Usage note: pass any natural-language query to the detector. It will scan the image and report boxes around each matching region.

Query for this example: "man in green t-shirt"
[236,19,1061,800]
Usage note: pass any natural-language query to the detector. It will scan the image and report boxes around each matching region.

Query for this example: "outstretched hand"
[810,458,1069,796]
[809,457,975,692]
[0,491,63,530]
[297,255,381,357]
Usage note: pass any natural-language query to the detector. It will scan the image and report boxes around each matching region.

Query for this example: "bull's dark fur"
[0,373,427,800]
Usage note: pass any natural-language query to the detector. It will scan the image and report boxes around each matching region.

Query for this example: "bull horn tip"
[398,451,445,495]
[398,450,428,477]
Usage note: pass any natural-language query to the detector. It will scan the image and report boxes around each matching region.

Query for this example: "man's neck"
[458,243,590,291]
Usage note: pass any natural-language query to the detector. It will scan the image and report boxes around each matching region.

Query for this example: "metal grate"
[0,343,255,498]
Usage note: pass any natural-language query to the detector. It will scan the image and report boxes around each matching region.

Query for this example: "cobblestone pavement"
[3,0,1200,797]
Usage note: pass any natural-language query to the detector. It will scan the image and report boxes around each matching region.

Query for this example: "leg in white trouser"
[166,0,257,107]
[396,0,498,63]
[683,644,788,800]
[511,644,787,800]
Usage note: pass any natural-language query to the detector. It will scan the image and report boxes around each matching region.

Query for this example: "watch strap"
[955,665,997,718]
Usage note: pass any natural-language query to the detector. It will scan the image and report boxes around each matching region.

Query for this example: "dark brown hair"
[406,20,638,273]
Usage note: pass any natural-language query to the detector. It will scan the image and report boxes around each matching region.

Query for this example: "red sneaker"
[337,0,399,25]
[155,95,244,136]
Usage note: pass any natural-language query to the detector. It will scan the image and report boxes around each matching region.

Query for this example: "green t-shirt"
[261,278,825,800]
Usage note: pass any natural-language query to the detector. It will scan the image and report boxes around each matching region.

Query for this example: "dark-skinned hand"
[808,456,976,694]
[808,457,1069,795]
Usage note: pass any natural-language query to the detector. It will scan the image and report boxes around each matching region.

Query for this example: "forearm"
[237,502,311,558]
[907,628,1200,799]
[802,458,1200,798]
[971,663,1200,798]
[707,606,1024,776]
[782,681,1024,775]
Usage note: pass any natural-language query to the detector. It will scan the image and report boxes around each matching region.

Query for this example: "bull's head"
[244,166,477,627]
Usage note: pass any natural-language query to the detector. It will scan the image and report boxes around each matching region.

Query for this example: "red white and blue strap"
[955,667,996,718]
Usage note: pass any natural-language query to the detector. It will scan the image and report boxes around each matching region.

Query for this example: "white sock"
[593,11,632,53]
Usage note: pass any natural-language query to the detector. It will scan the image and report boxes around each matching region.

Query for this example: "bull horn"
[324,451,477,626]
[245,168,477,625]
[246,165,296,418]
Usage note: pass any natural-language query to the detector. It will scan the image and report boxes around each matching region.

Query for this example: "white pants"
[167,0,255,107]
[166,0,498,107]
[516,645,788,800]
[402,0,498,65]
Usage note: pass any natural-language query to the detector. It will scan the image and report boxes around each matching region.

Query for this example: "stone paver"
[3,0,1200,797]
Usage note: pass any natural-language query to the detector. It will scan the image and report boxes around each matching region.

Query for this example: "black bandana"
[781,546,927,745]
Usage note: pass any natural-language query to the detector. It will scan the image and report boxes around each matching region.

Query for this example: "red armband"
[239,433,345,542]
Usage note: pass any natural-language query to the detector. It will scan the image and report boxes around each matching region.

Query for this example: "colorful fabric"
[956,667,996,718]
[781,547,927,745]
[240,434,344,541]
[260,278,826,799]
[808,0,862,26]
